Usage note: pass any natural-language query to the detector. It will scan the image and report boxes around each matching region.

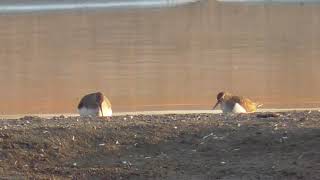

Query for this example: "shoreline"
[1,108,320,119]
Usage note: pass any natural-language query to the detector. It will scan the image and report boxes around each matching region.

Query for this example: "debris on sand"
[121,161,132,166]
[202,133,214,139]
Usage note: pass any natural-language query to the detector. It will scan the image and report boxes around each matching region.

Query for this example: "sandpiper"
[77,92,112,117]
[212,92,262,113]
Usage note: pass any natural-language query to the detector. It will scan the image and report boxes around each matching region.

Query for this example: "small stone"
[121,161,132,167]
[256,113,280,118]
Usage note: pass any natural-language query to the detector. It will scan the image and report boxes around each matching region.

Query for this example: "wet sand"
[2,108,320,119]
[0,111,319,179]
[1,1,320,114]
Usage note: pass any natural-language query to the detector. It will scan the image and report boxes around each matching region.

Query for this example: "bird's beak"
[212,101,220,110]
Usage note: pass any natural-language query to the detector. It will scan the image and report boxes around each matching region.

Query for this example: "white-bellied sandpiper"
[212,92,262,113]
[77,92,112,117]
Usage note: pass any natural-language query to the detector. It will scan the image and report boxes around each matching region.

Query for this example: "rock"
[256,113,281,118]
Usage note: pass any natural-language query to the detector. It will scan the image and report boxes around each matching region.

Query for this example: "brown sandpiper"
[77,92,112,117]
[212,91,262,113]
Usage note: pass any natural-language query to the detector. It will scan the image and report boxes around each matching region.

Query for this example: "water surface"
[1,0,320,114]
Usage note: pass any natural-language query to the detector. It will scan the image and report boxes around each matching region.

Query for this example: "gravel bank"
[0,111,319,179]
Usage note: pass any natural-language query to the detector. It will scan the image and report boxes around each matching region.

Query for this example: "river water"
[1,0,320,114]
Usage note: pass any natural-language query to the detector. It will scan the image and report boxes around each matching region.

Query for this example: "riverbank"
[0,111,319,179]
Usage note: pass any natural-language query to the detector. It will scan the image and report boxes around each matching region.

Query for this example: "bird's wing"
[104,96,112,108]
[240,97,257,112]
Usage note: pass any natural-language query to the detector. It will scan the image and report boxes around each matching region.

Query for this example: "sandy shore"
[0,111,319,179]
[2,108,320,119]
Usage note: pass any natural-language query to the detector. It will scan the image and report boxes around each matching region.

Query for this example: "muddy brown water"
[1,1,320,114]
